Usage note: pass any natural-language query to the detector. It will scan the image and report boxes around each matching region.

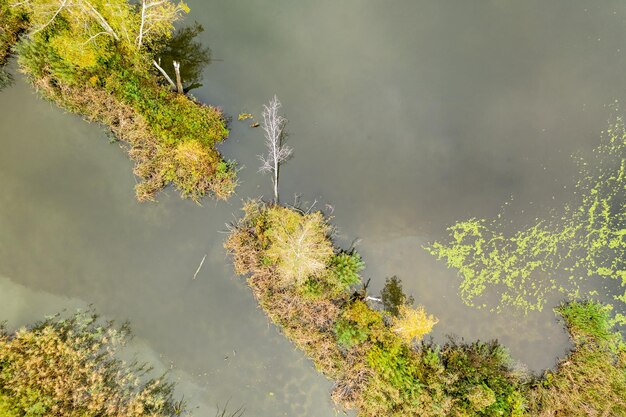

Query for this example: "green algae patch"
[427,118,626,319]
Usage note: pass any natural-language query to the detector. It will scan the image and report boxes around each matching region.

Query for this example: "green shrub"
[466,385,496,412]
[300,277,325,299]
[324,251,364,293]
[0,68,11,90]
[365,339,424,414]
[0,0,29,65]
[335,318,368,349]
[441,340,524,416]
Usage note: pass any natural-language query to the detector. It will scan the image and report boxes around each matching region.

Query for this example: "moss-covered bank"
[225,201,626,417]
[0,0,235,202]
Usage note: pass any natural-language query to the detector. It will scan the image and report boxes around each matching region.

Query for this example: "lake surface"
[2,1,626,415]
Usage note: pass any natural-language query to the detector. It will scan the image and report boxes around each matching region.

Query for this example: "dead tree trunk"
[152,59,176,90]
[173,61,184,94]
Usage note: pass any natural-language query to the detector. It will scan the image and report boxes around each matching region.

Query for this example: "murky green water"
[2,1,626,416]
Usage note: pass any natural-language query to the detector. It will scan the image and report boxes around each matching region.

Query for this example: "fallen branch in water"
[193,254,207,279]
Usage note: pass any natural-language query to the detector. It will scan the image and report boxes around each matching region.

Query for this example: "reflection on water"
[2,1,626,415]
[154,23,212,93]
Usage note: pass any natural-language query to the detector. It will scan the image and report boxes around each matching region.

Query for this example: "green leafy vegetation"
[328,251,365,289]
[226,202,626,416]
[0,311,186,417]
[335,318,369,349]
[427,118,626,319]
[1,0,235,202]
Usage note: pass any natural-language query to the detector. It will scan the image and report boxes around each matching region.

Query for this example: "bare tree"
[22,0,119,40]
[136,0,188,49]
[259,95,292,204]
[152,58,176,89]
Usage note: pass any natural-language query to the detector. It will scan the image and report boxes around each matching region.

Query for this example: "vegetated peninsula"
[0,0,236,202]
[225,200,626,417]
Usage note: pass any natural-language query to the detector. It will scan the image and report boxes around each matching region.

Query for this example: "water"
[2,1,626,415]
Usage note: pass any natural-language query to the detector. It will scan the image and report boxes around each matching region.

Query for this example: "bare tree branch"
[259,95,292,204]
[79,0,119,40]
[30,0,69,35]
[136,0,187,49]
[152,59,176,89]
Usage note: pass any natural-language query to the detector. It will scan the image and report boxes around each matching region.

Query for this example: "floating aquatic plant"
[427,117,626,323]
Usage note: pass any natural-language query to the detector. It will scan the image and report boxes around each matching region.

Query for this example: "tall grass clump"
[0,311,186,417]
[527,301,626,416]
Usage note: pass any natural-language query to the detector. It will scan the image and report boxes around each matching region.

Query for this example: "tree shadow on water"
[154,22,213,94]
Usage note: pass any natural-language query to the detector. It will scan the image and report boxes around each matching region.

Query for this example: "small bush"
[325,251,365,291]
[0,0,28,65]
[391,305,438,344]
[441,340,523,416]
[335,319,368,349]
[263,206,333,286]
[334,301,385,349]
[466,385,497,412]
[0,68,11,90]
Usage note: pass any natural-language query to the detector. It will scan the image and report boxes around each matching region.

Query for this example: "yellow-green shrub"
[0,312,185,417]
[262,206,333,286]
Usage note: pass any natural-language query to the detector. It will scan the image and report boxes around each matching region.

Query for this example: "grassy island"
[0,312,186,417]
[0,0,235,202]
[225,201,626,417]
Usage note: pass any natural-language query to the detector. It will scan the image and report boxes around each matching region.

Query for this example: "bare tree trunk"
[259,95,291,205]
[173,61,184,94]
[137,0,146,48]
[31,0,69,35]
[274,164,279,204]
[81,1,119,41]
[152,59,176,89]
